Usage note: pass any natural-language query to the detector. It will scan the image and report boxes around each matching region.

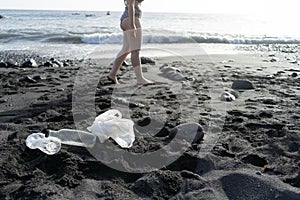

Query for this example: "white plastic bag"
[87,109,135,148]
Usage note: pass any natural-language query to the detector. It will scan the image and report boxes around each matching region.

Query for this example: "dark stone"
[52,59,63,67]
[262,99,277,105]
[258,110,273,118]
[137,117,151,127]
[270,57,279,62]
[21,58,38,68]
[231,80,254,90]
[0,62,7,68]
[19,76,37,83]
[43,61,53,67]
[141,57,155,65]
[291,72,298,77]
[63,61,70,67]
[32,75,44,81]
[6,60,19,68]
[122,61,130,66]
[241,154,268,167]
[0,98,7,103]
[0,15,4,19]
[169,122,204,143]
[59,74,70,79]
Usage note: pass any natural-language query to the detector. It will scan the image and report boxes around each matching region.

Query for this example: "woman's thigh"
[121,19,142,52]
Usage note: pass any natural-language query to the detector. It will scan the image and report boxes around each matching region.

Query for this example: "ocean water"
[1,9,300,58]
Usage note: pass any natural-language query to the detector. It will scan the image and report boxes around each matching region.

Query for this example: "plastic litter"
[87,109,135,148]
[25,109,135,154]
[25,133,61,155]
[48,129,96,148]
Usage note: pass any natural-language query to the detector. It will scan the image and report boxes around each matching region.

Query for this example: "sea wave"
[45,35,83,43]
[81,32,300,45]
[1,31,300,45]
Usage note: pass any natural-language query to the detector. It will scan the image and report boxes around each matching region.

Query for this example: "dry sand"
[0,47,299,199]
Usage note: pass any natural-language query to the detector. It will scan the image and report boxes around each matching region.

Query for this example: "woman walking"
[108,0,152,84]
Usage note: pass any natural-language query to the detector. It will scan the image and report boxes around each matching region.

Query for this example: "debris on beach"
[25,109,135,154]
[220,91,236,102]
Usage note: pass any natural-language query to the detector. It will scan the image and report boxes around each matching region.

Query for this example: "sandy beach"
[0,44,299,199]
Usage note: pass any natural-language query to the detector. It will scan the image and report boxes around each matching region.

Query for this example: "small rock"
[270,57,279,62]
[262,99,276,105]
[120,66,126,71]
[231,80,254,90]
[59,74,70,79]
[0,62,7,68]
[21,58,38,68]
[160,65,181,73]
[122,61,130,66]
[6,60,19,68]
[291,72,298,77]
[112,97,129,105]
[241,154,268,167]
[289,60,299,64]
[256,172,263,176]
[258,110,273,118]
[0,15,4,19]
[185,77,195,81]
[169,122,204,143]
[43,61,53,67]
[266,75,275,79]
[32,75,45,81]
[19,76,36,83]
[141,57,155,65]
[220,91,236,101]
[53,60,63,67]
[50,58,63,67]
[63,61,70,67]
[0,99,7,103]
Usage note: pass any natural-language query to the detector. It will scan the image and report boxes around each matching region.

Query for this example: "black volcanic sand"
[0,48,299,199]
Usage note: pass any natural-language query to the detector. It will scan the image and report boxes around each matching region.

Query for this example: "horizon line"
[0,7,245,15]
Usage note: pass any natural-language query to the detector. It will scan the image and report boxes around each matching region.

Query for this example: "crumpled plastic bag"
[87,109,135,148]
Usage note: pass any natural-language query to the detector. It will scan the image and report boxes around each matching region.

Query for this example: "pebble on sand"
[169,122,204,143]
[0,61,7,68]
[231,80,254,90]
[141,57,156,65]
[220,91,236,101]
[160,65,187,81]
[18,75,37,83]
[22,58,38,68]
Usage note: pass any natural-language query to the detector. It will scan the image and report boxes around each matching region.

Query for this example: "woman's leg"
[129,28,152,84]
[110,18,152,84]
[108,32,130,84]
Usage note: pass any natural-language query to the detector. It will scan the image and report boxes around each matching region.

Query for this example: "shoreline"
[0,47,299,199]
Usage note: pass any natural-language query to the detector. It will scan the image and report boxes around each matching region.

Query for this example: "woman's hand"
[127,0,136,38]
[130,24,137,38]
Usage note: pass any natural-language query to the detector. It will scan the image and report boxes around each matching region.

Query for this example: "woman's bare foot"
[107,74,119,84]
[136,77,153,85]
